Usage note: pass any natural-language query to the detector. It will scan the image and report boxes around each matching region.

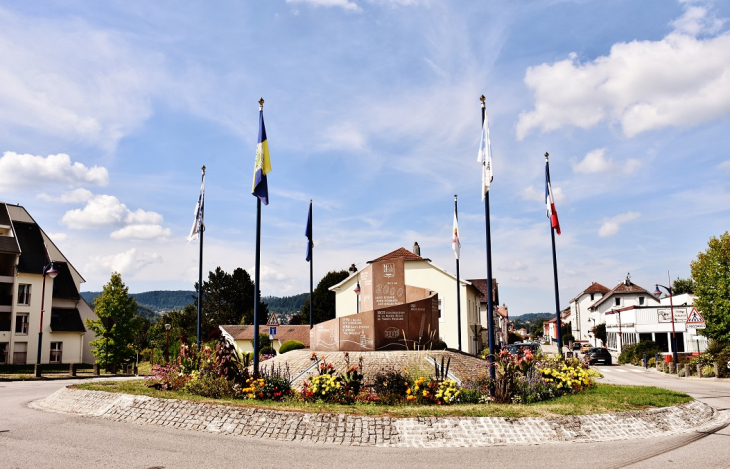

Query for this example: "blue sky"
[1,0,729,315]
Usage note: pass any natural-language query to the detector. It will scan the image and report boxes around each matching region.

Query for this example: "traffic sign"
[685,308,706,326]
[269,326,277,336]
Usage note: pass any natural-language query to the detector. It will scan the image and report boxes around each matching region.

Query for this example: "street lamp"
[589,318,596,347]
[354,282,361,314]
[654,283,679,370]
[36,262,59,368]
[164,323,171,363]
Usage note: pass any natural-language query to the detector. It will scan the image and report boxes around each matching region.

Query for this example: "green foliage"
[85,272,139,369]
[595,323,607,344]
[507,332,523,344]
[371,368,411,405]
[618,341,661,365]
[258,333,272,349]
[262,293,309,314]
[562,333,575,345]
[259,345,277,356]
[292,270,349,325]
[672,277,696,295]
[147,304,198,361]
[433,339,447,350]
[691,232,730,342]
[194,267,268,336]
[702,365,716,377]
[279,340,305,354]
[82,290,195,314]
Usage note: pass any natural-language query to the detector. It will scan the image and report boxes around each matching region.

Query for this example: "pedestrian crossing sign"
[685,308,706,328]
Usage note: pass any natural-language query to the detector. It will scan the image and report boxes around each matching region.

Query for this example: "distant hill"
[511,312,554,322]
[81,290,196,314]
[263,293,308,314]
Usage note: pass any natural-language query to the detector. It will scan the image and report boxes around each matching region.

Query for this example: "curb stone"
[30,386,728,448]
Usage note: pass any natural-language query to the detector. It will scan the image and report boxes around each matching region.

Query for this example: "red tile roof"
[220,325,311,347]
[588,281,657,310]
[368,247,426,263]
[467,278,499,305]
[570,282,611,303]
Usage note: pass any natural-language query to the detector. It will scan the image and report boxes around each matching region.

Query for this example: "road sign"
[685,308,706,329]
[269,326,277,336]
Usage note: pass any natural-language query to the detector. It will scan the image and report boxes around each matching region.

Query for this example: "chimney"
[348,263,358,273]
[412,241,420,256]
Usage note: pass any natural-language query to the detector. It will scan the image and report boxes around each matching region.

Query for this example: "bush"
[371,369,411,405]
[183,371,235,398]
[702,365,716,377]
[259,346,277,356]
[619,341,661,365]
[279,340,305,354]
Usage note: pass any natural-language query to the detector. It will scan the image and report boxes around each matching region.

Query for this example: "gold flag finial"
[259,97,264,110]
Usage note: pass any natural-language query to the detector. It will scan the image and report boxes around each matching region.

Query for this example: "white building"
[0,203,97,365]
[329,247,483,354]
[567,282,610,343]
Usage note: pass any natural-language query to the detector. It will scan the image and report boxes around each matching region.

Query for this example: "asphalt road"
[1,371,729,469]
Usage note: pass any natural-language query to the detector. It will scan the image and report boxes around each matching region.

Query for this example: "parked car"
[581,343,593,353]
[586,347,612,365]
[571,342,582,351]
[506,342,541,355]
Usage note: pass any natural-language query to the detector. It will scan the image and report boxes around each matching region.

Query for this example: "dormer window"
[639,296,645,305]
[615,297,621,306]
[590,293,595,301]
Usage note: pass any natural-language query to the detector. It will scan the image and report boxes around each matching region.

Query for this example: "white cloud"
[46,232,67,242]
[598,211,641,237]
[671,5,725,36]
[85,248,161,277]
[0,152,108,192]
[110,224,172,241]
[0,9,164,150]
[503,260,529,272]
[250,264,291,282]
[286,0,362,12]
[516,6,730,140]
[38,188,94,204]
[719,159,730,171]
[522,184,566,204]
[60,194,164,230]
[572,148,641,175]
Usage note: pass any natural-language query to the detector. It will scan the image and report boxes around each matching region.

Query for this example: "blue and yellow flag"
[252,104,271,205]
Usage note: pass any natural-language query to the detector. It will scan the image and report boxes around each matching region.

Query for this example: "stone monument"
[310,257,439,351]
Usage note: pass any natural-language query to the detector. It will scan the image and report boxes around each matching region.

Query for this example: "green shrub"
[371,369,410,405]
[648,357,656,367]
[259,346,277,356]
[433,339,447,350]
[279,340,305,354]
[678,367,685,377]
[619,341,661,365]
[702,365,716,377]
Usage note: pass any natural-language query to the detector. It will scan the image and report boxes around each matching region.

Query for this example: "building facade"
[0,203,96,365]
[329,247,482,354]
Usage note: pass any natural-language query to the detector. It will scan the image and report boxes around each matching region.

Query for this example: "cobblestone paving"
[32,387,726,448]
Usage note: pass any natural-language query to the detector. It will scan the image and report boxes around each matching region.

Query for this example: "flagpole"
[252,98,265,376]
[197,165,205,349]
[546,152,563,357]
[309,200,314,330]
[481,95,496,380]
[455,194,462,352]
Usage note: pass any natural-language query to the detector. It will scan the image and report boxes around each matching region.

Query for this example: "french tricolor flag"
[545,160,561,235]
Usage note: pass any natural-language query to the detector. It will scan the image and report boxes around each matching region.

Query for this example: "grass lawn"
[75,380,692,418]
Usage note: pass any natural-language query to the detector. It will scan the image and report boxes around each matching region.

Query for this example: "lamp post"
[164,323,171,363]
[36,262,59,368]
[589,318,596,347]
[654,283,679,370]
[150,340,155,367]
[354,282,361,314]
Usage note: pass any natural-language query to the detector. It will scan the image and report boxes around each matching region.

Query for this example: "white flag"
[187,170,205,243]
[477,108,493,200]
[452,210,460,260]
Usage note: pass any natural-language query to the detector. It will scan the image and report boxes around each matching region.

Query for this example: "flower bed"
[144,338,595,407]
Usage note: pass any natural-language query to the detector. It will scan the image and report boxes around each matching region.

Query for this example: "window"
[0,342,7,364]
[50,342,62,363]
[15,313,28,334]
[0,312,9,331]
[614,298,621,306]
[13,342,27,364]
[17,284,31,305]
[639,296,645,305]
[590,293,595,301]
[438,300,443,322]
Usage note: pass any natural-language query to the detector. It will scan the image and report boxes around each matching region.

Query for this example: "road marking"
[630,369,648,373]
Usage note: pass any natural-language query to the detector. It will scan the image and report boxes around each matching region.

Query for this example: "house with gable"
[329,245,483,354]
[0,202,97,365]
[567,282,610,344]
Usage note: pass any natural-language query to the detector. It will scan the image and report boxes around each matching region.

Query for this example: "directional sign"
[269,326,277,336]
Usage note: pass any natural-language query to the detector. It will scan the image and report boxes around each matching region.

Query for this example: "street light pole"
[36,262,59,367]
[164,323,171,363]
[354,281,361,314]
[654,282,679,370]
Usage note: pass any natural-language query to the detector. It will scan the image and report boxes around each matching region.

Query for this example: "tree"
[672,277,696,295]
[293,270,349,325]
[194,267,268,337]
[85,272,139,370]
[595,323,607,345]
[691,232,730,343]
